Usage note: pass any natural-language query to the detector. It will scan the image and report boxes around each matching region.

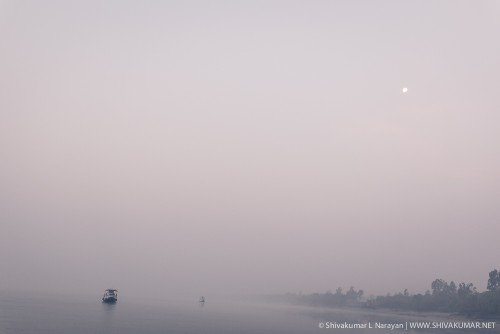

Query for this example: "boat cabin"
[102,289,118,303]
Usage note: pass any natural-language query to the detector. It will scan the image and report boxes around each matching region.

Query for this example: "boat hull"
[102,297,117,303]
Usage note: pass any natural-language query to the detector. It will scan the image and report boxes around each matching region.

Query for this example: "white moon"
[402,87,408,93]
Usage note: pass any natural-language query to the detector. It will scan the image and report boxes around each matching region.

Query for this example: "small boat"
[199,296,205,303]
[102,289,118,303]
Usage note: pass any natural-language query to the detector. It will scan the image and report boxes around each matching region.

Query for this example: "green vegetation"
[366,277,500,317]
[271,269,500,317]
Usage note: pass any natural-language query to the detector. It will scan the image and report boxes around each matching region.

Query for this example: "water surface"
[0,292,497,333]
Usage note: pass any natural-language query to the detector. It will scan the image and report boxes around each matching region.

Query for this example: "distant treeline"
[267,269,500,317]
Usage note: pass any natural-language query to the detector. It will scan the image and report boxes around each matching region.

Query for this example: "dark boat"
[102,289,118,303]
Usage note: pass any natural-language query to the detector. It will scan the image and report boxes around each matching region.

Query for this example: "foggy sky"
[1,0,499,299]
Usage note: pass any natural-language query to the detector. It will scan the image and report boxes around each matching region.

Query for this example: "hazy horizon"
[1,0,499,299]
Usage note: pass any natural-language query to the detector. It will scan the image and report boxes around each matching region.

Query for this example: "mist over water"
[1,0,499,304]
[1,292,498,334]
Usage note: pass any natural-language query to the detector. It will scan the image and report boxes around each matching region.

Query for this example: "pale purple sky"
[0,0,499,298]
